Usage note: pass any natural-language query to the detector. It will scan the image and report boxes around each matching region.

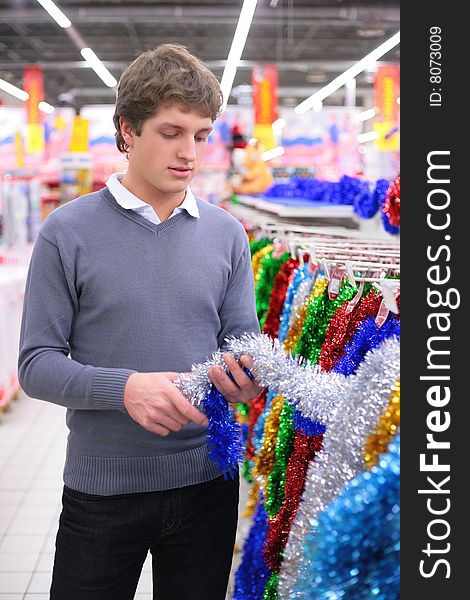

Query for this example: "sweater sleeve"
[217,241,260,349]
[18,233,135,411]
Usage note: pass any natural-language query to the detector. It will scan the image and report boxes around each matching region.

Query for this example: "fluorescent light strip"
[295,31,400,114]
[81,48,117,88]
[220,0,258,109]
[357,131,378,143]
[357,108,376,121]
[38,101,55,114]
[261,146,285,161]
[35,0,71,28]
[0,78,29,101]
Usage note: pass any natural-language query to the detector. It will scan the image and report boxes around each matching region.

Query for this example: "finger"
[223,354,254,391]
[163,372,182,383]
[163,404,191,427]
[208,366,239,400]
[151,412,185,433]
[168,389,209,427]
[142,421,171,437]
[240,355,254,370]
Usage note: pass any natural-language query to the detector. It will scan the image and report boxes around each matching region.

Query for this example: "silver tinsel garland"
[176,331,349,425]
[174,333,400,599]
[278,336,400,599]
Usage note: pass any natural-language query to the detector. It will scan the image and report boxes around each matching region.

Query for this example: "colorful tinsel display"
[333,314,401,376]
[278,264,311,343]
[296,282,356,363]
[262,258,299,339]
[265,402,295,517]
[278,337,400,599]
[318,286,382,371]
[363,380,400,469]
[283,277,327,355]
[255,251,291,328]
[263,430,323,573]
[252,244,273,285]
[234,493,271,600]
[291,435,400,600]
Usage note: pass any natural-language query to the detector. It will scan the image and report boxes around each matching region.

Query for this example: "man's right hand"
[123,372,209,437]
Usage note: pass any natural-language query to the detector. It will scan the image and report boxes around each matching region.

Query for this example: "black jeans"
[50,473,239,600]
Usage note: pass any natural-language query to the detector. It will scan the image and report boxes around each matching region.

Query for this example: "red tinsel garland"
[319,289,383,372]
[262,431,323,573]
[383,175,400,227]
[262,258,299,339]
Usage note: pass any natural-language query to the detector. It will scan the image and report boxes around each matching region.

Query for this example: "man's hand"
[208,354,262,404]
[124,372,209,437]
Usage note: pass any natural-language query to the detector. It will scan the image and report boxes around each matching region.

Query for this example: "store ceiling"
[0,0,400,110]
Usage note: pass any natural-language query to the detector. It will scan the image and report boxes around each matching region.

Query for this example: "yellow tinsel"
[252,244,273,284]
[363,380,400,468]
[251,395,285,489]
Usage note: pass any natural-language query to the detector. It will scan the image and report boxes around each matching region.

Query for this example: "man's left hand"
[208,353,262,404]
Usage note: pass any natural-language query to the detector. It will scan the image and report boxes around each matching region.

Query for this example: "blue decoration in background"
[381,210,400,235]
[333,316,400,377]
[292,435,400,600]
[234,493,271,600]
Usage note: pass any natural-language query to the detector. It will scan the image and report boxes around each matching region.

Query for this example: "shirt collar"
[105,172,199,218]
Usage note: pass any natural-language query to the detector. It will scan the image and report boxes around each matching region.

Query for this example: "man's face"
[121,104,213,197]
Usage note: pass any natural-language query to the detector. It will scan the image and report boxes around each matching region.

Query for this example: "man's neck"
[121,172,186,222]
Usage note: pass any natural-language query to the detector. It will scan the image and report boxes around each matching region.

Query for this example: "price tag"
[375,297,390,328]
[328,264,345,300]
[346,281,365,314]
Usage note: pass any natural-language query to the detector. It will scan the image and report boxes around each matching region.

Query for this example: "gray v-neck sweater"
[18,188,259,494]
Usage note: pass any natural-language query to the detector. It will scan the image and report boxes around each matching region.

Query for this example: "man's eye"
[162,133,178,139]
[195,137,207,142]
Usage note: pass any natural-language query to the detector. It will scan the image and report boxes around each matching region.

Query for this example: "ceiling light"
[357,26,386,38]
[261,146,285,161]
[397,96,400,105]
[35,0,71,28]
[357,108,376,121]
[0,78,29,101]
[220,0,259,110]
[81,48,117,88]
[357,131,378,143]
[38,101,55,114]
[295,31,400,114]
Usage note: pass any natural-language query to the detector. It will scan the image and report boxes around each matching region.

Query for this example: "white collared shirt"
[105,172,199,224]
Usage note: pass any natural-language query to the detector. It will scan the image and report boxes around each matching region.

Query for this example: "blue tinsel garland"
[278,264,311,343]
[292,434,400,600]
[234,493,271,600]
[333,315,401,376]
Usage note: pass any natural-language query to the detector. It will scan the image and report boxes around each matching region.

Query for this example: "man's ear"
[119,117,134,148]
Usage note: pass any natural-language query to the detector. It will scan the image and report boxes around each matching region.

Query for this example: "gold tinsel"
[283,277,328,355]
[252,244,273,284]
[252,395,285,488]
[363,380,400,468]
[241,480,260,518]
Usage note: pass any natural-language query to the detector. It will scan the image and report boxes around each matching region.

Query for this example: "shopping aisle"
[0,392,250,599]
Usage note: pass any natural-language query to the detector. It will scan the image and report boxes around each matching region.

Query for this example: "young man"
[18,44,261,600]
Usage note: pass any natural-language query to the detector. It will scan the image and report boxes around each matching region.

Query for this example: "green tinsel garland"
[255,251,291,328]
[265,401,295,518]
[262,572,279,599]
[250,237,273,257]
[296,281,356,363]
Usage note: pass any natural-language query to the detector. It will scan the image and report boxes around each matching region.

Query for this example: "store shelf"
[234,194,357,219]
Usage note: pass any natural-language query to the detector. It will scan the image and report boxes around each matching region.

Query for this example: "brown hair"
[113,44,223,153]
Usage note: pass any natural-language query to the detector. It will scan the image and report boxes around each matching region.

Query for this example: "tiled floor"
[0,392,250,599]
